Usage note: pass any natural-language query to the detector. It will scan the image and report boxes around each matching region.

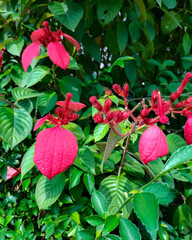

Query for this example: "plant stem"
[0,97,19,108]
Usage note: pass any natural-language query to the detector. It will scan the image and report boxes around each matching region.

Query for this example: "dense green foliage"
[1,0,192,239]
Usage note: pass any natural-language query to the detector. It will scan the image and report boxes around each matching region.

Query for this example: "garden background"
[1,0,192,239]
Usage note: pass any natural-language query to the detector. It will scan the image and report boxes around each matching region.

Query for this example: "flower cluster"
[90,72,192,164]
[22,21,80,72]
[33,93,86,180]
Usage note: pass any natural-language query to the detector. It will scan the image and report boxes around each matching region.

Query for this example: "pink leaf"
[139,125,169,164]
[56,101,86,112]
[62,33,80,52]
[21,43,40,72]
[6,166,21,181]
[47,42,70,70]
[34,115,48,131]
[31,28,46,43]
[33,126,78,180]
[184,115,192,144]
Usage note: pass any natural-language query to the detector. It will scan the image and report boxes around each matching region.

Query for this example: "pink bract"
[139,125,169,164]
[33,126,78,180]
[6,166,21,180]
[56,101,86,112]
[184,115,192,144]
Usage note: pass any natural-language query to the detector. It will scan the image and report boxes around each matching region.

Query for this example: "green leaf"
[12,87,43,101]
[69,167,83,189]
[162,145,192,172]
[83,172,95,194]
[35,173,65,209]
[163,60,175,66]
[37,91,57,116]
[91,188,107,216]
[94,124,109,142]
[0,108,32,149]
[26,66,50,87]
[143,182,177,205]
[119,218,141,240]
[133,192,159,240]
[124,60,137,88]
[145,21,156,41]
[129,21,141,43]
[59,76,82,102]
[105,56,134,73]
[163,0,177,9]
[48,1,83,31]
[117,21,128,55]
[134,0,147,22]
[173,204,192,234]
[166,133,187,154]
[161,11,182,35]
[97,0,122,26]
[74,147,95,174]
[103,215,119,236]
[63,122,85,140]
[102,126,124,164]
[21,144,35,179]
[83,35,101,63]
[182,33,192,56]
[68,56,80,70]
[85,215,104,226]
[6,37,24,56]
[99,175,132,216]
[16,99,35,113]
[11,65,49,87]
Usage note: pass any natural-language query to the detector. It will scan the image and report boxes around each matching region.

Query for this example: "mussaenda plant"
[90,72,192,166]
[33,93,86,180]
[21,21,80,72]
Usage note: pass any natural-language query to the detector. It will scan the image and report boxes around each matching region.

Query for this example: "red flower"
[21,21,80,72]
[0,45,5,71]
[139,125,169,164]
[184,115,192,145]
[33,93,85,180]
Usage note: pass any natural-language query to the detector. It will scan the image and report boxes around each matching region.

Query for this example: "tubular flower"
[0,46,5,70]
[184,115,192,145]
[139,125,169,164]
[21,21,80,72]
[33,93,85,180]
[156,91,169,124]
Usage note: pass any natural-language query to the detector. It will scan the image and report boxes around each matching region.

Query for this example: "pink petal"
[31,28,46,43]
[21,43,40,72]
[139,125,169,164]
[56,101,86,112]
[184,115,192,144]
[34,116,48,131]
[33,126,78,180]
[47,42,70,70]
[62,33,80,52]
[6,166,21,180]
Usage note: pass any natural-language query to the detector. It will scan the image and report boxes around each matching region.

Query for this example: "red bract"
[33,126,78,180]
[139,125,169,164]
[21,21,80,72]
[6,166,21,180]
[56,101,86,112]
[184,115,192,144]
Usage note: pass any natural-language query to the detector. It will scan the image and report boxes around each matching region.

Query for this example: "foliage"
[1,0,192,239]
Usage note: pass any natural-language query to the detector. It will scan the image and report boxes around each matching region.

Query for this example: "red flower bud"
[123,83,129,98]
[104,98,112,113]
[94,113,104,123]
[89,96,103,111]
[113,84,122,94]
[105,89,112,96]
[106,111,115,122]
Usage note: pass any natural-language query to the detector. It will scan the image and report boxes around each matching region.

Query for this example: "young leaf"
[119,218,141,240]
[133,192,159,240]
[94,124,109,142]
[35,173,65,209]
[0,108,32,149]
[91,188,107,216]
[21,144,35,179]
[162,145,192,172]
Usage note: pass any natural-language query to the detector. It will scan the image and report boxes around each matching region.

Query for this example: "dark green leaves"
[166,133,187,154]
[7,37,24,56]
[0,108,32,149]
[117,21,128,55]
[97,0,122,26]
[91,188,107,216]
[133,192,159,240]
[37,91,57,116]
[35,173,65,209]
[119,218,141,240]
[48,2,83,31]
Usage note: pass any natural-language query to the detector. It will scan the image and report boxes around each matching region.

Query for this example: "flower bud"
[94,113,104,123]
[104,98,112,113]
[89,96,103,111]
[113,84,122,94]
[123,83,129,98]
[105,89,112,96]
